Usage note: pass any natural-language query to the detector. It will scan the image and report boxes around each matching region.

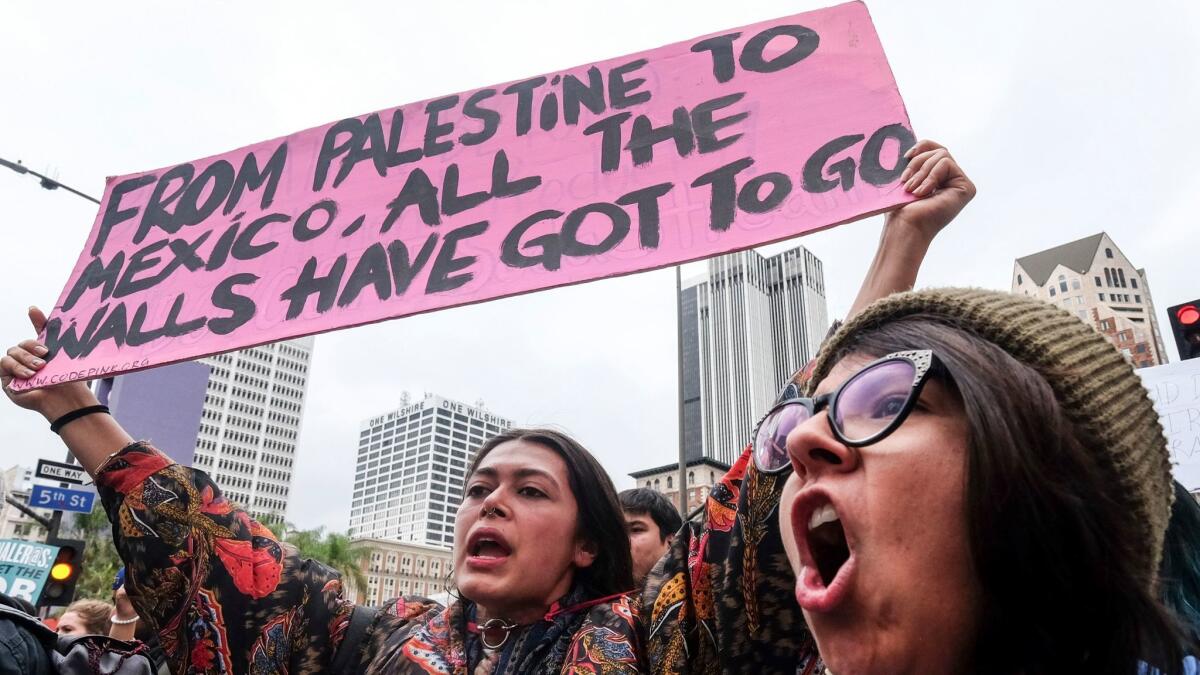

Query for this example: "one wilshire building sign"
[350,394,512,548]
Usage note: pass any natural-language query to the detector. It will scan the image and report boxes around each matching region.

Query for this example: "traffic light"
[37,537,84,607]
[1168,300,1200,361]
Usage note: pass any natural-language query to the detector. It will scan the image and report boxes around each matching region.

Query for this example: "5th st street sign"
[35,459,85,485]
[28,486,95,514]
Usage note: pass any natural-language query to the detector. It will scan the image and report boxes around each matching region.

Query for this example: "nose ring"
[482,506,499,517]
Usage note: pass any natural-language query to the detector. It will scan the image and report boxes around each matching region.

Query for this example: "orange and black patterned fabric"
[96,441,818,674]
[641,446,822,675]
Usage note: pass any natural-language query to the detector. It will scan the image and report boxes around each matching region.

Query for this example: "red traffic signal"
[1178,305,1200,326]
[1168,299,1200,361]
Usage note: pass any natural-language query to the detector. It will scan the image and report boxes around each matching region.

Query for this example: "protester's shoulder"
[582,593,640,628]
[564,594,642,671]
[0,596,53,675]
[370,595,446,643]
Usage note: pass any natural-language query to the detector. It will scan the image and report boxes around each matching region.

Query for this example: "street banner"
[35,458,86,485]
[1139,358,1200,490]
[14,1,915,390]
[28,485,96,514]
[0,539,57,603]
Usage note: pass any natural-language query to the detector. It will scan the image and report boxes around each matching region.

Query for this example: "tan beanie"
[805,287,1173,583]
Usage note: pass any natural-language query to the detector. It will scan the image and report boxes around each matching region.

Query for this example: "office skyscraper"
[349,394,512,548]
[192,337,314,522]
[681,245,828,465]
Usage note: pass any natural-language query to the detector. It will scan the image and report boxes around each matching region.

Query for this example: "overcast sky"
[2,1,1197,532]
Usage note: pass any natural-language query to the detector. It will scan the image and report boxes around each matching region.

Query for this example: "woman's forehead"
[473,440,568,481]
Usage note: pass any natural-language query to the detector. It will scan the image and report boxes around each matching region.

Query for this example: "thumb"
[27,306,47,334]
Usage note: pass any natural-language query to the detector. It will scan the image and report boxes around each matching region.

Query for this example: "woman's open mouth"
[791,492,856,613]
[465,528,513,569]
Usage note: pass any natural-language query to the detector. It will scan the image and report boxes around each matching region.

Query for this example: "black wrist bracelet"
[50,405,111,434]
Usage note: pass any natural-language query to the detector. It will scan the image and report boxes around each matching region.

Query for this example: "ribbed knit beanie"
[804,287,1173,584]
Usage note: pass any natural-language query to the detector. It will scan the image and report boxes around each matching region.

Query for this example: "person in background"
[106,568,138,642]
[1161,481,1200,648]
[56,598,113,636]
[620,488,683,582]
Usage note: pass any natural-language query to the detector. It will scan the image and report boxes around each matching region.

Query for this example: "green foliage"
[68,508,121,603]
[277,524,370,590]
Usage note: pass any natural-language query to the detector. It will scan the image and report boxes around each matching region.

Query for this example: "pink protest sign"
[14,0,915,390]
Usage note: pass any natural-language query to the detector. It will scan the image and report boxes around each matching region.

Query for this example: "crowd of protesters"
[2,139,1198,674]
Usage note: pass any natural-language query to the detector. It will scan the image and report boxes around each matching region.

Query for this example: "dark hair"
[619,488,683,541]
[468,428,634,597]
[1160,481,1200,645]
[835,315,1188,674]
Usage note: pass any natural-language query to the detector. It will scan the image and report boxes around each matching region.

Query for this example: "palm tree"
[319,531,370,591]
[274,524,370,591]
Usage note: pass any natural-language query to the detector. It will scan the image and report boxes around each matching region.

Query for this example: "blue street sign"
[29,485,96,514]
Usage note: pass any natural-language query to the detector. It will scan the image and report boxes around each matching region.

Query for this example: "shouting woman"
[0,342,640,675]
[763,292,1191,673]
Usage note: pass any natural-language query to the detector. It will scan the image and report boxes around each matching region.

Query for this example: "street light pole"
[0,156,100,205]
[676,266,688,516]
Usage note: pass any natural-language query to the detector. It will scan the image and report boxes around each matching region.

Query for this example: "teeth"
[808,503,839,531]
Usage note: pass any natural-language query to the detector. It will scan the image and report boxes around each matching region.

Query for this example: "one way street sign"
[35,459,85,485]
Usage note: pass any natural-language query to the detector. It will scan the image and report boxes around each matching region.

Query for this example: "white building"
[629,457,731,515]
[0,466,45,541]
[344,538,455,605]
[192,337,314,522]
[1013,232,1167,369]
[681,245,828,465]
[349,394,512,549]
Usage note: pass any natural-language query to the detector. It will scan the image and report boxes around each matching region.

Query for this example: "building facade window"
[1105,248,1114,258]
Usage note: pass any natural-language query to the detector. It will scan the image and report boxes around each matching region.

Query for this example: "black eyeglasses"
[752,350,941,474]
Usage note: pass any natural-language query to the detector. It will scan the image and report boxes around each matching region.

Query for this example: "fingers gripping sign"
[890,140,976,240]
[2,306,100,423]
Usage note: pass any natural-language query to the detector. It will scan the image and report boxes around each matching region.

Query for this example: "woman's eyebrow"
[470,466,558,485]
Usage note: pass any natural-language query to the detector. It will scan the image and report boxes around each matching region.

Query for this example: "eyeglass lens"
[754,358,918,471]
[832,359,917,443]
[754,402,812,471]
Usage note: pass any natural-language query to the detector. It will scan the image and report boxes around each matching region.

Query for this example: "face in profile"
[454,440,596,619]
[778,354,983,674]
[56,610,89,636]
[625,511,671,581]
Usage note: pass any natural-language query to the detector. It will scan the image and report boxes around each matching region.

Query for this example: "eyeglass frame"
[751,349,941,474]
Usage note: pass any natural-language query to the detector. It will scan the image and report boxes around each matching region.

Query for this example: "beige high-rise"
[1012,233,1167,368]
